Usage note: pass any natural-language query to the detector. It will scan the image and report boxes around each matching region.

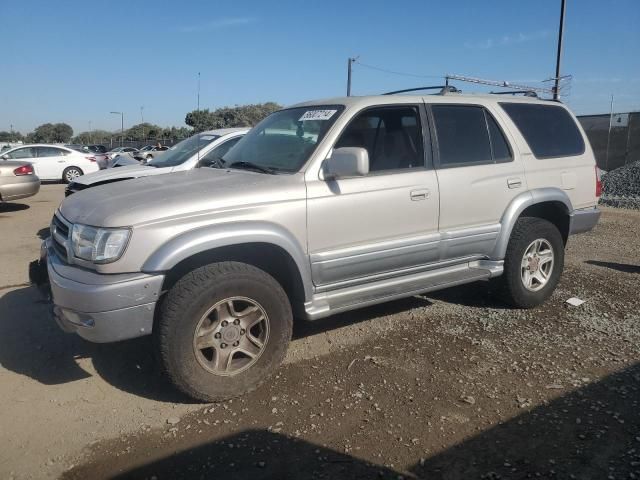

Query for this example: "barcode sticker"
[299,109,337,121]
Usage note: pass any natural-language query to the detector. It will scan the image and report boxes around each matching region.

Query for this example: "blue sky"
[2,0,639,134]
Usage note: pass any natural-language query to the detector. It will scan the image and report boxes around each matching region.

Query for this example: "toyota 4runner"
[31,91,601,401]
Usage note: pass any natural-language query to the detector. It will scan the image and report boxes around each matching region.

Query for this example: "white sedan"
[0,144,99,183]
[65,128,249,195]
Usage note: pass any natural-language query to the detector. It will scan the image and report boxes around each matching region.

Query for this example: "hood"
[59,168,306,228]
[74,164,161,185]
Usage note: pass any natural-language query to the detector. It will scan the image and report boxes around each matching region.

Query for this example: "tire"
[155,261,293,402]
[492,217,564,308]
[62,166,83,183]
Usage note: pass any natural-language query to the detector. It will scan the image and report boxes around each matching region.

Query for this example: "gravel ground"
[600,160,640,209]
[1,185,639,480]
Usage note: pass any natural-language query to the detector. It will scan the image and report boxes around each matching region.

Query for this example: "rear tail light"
[86,156,97,162]
[13,164,34,176]
[595,166,602,198]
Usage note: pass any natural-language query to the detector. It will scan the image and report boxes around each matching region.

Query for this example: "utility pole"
[605,95,614,171]
[110,111,124,146]
[140,106,145,143]
[88,121,92,143]
[553,0,567,100]
[347,57,358,96]
[10,123,13,143]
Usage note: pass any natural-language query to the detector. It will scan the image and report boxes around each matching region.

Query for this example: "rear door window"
[36,147,67,157]
[500,102,585,158]
[431,105,493,166]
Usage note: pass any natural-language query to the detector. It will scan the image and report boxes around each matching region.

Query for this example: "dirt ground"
[1,184,639,480]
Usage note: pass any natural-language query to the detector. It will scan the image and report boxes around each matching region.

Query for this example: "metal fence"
[577,112,640,171]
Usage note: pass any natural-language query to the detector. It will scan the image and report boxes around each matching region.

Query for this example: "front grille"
[51,213,70,262]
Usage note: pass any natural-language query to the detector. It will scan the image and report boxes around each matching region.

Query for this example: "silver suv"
[32,92,601,401]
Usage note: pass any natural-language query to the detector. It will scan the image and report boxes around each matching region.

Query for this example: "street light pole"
[110,111,124,146]
[553,0,566,100]
[140,106,145,143]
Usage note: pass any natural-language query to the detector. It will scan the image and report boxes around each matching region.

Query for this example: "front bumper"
[569,207,601,235]
[32,238,164,343]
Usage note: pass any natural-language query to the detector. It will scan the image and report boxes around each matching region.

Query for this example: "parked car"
[32,92,600,402]
[0,161,40,202]
[133,145,169,162]
[1,144,99,182]
[65,128,248,195]
[64,144,110,170]
[105,147,139,168]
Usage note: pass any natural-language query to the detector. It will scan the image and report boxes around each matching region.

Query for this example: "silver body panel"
[45,93,600,342]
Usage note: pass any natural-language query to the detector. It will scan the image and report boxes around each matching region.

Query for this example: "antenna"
[445,74,555,97]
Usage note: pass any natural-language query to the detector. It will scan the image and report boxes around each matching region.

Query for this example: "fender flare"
[491,188,573,259]
[141,221,313,300]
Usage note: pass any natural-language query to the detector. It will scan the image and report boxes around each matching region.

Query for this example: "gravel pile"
[600,160,640,209]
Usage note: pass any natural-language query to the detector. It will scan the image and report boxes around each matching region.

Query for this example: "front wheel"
[492,217,564,308]
[62,166,83,183]
[155,261,293,402]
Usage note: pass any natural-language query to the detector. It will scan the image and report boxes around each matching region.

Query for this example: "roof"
[291,92,562,110]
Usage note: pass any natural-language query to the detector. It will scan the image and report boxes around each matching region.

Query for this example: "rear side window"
[500,103,585,158]
[431,105,512,167]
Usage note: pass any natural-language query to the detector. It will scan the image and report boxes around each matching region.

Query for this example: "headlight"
[70,224,131,263]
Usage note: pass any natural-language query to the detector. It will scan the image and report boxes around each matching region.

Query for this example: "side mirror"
[323,147,369,180]
[1,154,8,160]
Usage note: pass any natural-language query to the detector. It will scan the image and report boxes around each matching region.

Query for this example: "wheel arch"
[142,222,313,310]
[492,188,573,259]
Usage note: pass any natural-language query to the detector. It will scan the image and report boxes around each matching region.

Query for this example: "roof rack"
[382,85,459,96]
[445,74,556,100]
[489,90,539,98]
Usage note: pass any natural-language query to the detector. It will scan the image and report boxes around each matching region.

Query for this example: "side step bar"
[304,260,503,321]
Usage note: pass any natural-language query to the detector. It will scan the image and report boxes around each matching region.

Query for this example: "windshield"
[147,133,219,168]
[220,106,344,173]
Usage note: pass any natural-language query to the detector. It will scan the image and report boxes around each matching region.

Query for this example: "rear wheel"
[155,261,293,402]
[62,166,83,183]
[492,217,564,308]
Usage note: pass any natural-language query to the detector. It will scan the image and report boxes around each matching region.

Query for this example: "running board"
[303,260,503,321]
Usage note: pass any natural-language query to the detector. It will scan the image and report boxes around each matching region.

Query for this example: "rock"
[461,395,476,405]
[166,417,180,425]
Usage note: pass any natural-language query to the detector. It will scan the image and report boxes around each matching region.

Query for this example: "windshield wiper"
[228,161,276,174]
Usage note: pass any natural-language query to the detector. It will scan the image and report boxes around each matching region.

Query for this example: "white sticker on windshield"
[299,109,337,121]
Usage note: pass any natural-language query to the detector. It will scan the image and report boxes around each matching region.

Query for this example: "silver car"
[0,160,40,202]
[33,93,600,403]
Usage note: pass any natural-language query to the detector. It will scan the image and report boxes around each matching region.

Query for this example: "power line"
[354,60,443,79]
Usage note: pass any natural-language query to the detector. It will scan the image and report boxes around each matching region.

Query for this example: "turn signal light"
[595,166,602,198]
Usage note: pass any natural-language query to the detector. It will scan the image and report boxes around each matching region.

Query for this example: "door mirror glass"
[323,147,369,179]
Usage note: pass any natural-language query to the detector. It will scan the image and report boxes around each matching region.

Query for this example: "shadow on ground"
[0,202,29,213]
[62,362,640,479]
[586,259,640,274]
[0,282,439,403]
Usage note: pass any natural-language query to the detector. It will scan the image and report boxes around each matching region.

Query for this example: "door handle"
[410,189,430,201]
[507,177,522,189]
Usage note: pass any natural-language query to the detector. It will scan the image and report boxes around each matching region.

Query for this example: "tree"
[72,130,113,144]
[27,123,74,143]
[185,102,281,132]
[125,123,164,142]
[0,131,23,142]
